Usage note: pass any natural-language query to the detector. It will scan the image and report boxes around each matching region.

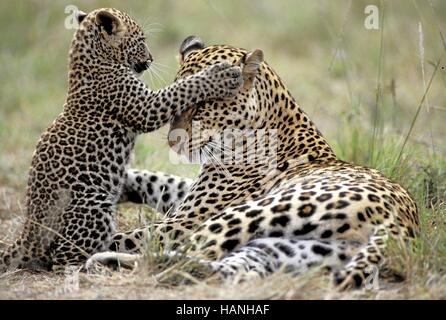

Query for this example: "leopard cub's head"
[71,8,152,76]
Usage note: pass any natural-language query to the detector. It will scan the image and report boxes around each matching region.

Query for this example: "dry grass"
[1,194,445,300]
[0,0,445,299]
[1,260,444,300]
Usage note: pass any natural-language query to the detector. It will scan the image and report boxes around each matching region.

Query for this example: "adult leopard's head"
[70,8,152,76]
[169,36,270,163]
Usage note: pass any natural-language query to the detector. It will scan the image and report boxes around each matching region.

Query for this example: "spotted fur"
[91,37,419,290]
[120,169,192,215]
[0,11,243,272]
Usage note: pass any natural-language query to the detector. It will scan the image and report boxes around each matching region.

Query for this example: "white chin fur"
[132,70,144,78]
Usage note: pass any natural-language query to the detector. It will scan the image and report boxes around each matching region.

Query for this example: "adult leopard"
[0,11,243,272]
[89,37,419,290]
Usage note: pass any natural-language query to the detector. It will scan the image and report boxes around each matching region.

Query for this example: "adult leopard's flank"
[92,37,419,290]
[0,10,243,272]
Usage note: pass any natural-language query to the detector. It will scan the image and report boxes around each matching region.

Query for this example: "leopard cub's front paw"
[201,62,244,99]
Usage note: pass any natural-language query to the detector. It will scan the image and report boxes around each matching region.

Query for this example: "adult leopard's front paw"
[200,61,244,99]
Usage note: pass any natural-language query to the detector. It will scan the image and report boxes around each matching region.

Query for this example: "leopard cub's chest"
[27,114,137,206]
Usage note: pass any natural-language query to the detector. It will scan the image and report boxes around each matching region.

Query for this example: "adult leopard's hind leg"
[120,169,193,215]
[209,238,361,280]
[103,182,366,261]
[187,184,357,260]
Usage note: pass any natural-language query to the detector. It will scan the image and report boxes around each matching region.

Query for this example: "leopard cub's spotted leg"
[208,238,360,280]
[120,169,193,215]
[49,195,117,270]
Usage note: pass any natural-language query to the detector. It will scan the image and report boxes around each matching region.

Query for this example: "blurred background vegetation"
[0,0,445,298]
[0,0,445,207]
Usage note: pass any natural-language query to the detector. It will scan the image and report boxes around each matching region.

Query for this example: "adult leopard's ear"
[179,35,204,64]
[240,49,264,90]
[95,10,126,38]
[76,10,87,25]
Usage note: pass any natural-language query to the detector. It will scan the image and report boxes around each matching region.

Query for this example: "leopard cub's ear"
[95,10,126,38]
[239,49,264,90]
[179,35,205,64]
